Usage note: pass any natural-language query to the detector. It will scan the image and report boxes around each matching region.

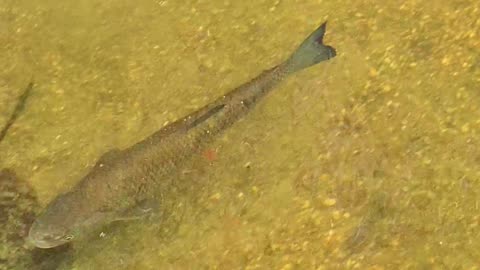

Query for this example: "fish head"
[28,190,111,249]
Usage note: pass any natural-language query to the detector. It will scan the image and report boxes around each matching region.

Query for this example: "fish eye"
[64,235,74,241]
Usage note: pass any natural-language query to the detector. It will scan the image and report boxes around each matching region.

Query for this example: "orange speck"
[202,148,218,161]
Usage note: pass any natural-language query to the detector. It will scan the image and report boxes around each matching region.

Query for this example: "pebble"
[323,198,337,207]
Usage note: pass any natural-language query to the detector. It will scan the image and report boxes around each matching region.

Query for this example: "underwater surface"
[0,0,479,269]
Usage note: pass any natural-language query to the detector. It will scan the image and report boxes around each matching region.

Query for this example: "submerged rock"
[0,168,38,269]
[0,168,72,270]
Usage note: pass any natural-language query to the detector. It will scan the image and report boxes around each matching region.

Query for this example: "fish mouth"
[28,237,66,249]
[27,225,69,249]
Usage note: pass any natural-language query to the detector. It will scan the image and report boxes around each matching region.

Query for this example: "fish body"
[28,22,336,248]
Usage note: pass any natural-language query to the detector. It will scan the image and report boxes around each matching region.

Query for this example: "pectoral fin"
[114,199,159,221]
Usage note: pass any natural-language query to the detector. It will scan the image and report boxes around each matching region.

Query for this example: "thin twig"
[0,81,34,142]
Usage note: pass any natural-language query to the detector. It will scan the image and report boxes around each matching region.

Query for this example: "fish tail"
[286,21,336,73]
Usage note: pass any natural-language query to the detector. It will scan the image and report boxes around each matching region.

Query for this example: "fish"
[27,21,336,248]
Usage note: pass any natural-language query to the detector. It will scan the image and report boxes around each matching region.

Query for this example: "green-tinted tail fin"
[286,22,336,73]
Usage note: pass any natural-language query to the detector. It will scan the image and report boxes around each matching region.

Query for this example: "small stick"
[0,82,34,142]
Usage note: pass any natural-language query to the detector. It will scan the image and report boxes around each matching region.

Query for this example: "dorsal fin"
[186,104,225,130]
[95,148,122,167]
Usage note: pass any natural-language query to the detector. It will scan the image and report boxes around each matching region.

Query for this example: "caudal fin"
[286,22,336,73]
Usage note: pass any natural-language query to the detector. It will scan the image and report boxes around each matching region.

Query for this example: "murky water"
[1,0,479,269]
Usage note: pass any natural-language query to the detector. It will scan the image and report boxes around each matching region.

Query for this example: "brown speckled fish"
[28,22,336,248]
